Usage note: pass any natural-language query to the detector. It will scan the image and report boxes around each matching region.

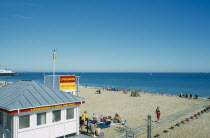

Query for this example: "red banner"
[60,76,76,83]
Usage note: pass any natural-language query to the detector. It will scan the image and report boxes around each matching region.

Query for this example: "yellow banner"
[60,82,76,90]
[31,103,75,111]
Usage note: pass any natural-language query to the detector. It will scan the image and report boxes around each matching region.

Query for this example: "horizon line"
[16,71,209,73]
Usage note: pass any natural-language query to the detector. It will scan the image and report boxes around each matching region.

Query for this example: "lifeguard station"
[0,80,85,138]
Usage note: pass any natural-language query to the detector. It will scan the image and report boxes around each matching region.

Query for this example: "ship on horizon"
[0,67,18,76]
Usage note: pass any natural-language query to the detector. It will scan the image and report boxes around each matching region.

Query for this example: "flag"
[53,50,56,61]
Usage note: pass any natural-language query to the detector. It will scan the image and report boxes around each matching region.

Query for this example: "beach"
[79,87,210,138]
[140,111,210,138]
[1,82,209,137]
[0,81,12,86]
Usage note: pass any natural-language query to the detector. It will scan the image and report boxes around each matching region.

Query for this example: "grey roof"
[0,80,85,111]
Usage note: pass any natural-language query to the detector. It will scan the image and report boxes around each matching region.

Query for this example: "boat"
[0,67,18,76]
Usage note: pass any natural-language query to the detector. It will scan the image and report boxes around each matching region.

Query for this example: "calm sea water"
[0,72,210,97]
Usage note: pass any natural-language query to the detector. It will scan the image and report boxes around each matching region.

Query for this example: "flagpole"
[53,49,56,88]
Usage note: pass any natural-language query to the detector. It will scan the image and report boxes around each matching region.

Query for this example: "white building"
[0,80,85,138]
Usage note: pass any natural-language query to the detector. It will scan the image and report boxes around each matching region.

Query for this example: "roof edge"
[8,101,85,114]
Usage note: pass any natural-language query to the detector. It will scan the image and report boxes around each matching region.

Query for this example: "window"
[37,112,46,126]
[19,115,30,129]
[7,114,12,129]
[0,112,3,125]
[52,110,61,122]
[66,108,74,120]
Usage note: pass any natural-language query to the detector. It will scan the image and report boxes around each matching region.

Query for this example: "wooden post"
[147,115,151,138]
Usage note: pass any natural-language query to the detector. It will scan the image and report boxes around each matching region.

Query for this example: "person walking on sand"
[156,106,160,122]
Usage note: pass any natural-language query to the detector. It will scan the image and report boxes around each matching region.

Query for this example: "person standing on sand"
[80,111,88,132]
[156,106,160,122]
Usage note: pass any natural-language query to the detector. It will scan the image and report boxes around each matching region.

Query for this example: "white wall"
[13,105,80,138]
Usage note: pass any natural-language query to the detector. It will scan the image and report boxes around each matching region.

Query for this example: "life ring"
[186,118,190,122]
[181,121,186,124]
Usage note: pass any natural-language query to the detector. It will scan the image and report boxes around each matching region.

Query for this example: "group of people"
[80,111,104,137]
[80,111,124,137]
[178,93,198,99]
[80,108,161,137]
[92,113,122,124]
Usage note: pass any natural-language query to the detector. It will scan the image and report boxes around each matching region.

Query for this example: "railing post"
[86,119,89,134]
[147,115,151,138]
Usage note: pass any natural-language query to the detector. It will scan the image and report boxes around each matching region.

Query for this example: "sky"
[0,0,209,72]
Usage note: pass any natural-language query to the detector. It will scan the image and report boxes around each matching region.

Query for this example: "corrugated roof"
[0,80,85,111]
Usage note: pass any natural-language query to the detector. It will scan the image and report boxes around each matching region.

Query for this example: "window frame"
[52,110,61,123]
[36,112,46,126]
[66,108,74,120]
[19,114,30,129]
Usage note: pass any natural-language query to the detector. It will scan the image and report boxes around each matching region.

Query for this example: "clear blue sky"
[0,0,209,72]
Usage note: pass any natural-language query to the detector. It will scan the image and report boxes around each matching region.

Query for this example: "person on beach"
[96,89,101,94]
[90,120,97,137]
[92,113,97,120]
[95,125,104,136]
[123,90,128,94]
[113,113,122,123]
[99,115,107,122]
[190,94,193,98]
[156,106,160,122]
[80,111,88,132]
[195,94,198,99]
[185,93,189,98]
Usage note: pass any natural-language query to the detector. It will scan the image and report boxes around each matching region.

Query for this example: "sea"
[0,72,210,97]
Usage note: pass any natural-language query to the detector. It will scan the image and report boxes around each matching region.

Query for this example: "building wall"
[0,111,12,138]
[12,105,80,138]
[0,127,11,138]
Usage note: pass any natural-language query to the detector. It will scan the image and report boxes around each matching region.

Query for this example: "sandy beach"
[79,87,210,138]
[0,81,12,86]
[140,111,210,138]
